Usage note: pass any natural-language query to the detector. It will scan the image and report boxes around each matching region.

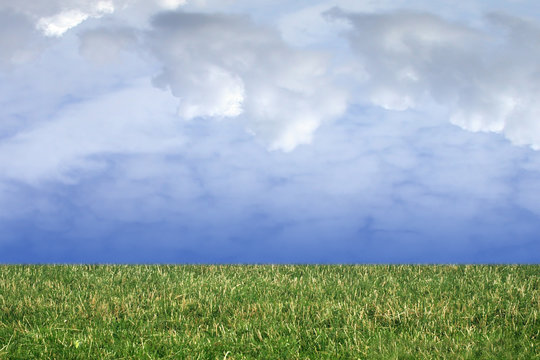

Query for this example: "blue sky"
[1,0,539,263]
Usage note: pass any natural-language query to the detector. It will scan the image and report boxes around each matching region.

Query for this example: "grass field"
[0,265,538,359]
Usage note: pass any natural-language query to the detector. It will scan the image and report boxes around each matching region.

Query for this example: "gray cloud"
[327,8,540,149]
[0,10,45,68]
[78,27,138,64]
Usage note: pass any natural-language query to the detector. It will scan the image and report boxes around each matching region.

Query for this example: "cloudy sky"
[1,0,539,263]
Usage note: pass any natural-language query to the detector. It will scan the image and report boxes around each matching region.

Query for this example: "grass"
[0,265,538,359]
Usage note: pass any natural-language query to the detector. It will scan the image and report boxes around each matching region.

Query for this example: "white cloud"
[37,9,91,37]
[153,64,245,119]
[36,1,115,37]
[0,0,188,38]
[328,8,540,149]
[158,0,187,10]
[147,11,348,151]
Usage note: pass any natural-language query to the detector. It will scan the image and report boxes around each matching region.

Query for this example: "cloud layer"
[1,0,540,263]
[3,1,540,150]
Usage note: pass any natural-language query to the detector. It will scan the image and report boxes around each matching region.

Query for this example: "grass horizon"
[0,265,538,359]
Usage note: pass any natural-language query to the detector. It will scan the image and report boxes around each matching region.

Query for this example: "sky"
[1,0,540,263]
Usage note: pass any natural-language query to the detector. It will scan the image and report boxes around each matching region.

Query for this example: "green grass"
[0,265,538,359]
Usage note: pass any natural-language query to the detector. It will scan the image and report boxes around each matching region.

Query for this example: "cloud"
[0,0,116,36]
[146,11,348,151]
[78,27,138,64]
[0,10,46,68]
[3,102,540,262]
[0,79,182,183]
[37,6,105,37]
[158,0,187,10]
[1,1,540,262]
[327,8,540,149]
[0,0,190,39]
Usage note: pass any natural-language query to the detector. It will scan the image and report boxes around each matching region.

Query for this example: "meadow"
[0,265,538,359]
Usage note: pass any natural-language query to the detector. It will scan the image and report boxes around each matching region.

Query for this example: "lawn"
[0,265,538,359]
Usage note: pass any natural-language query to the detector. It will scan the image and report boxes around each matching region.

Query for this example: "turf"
[0,265,538,359]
